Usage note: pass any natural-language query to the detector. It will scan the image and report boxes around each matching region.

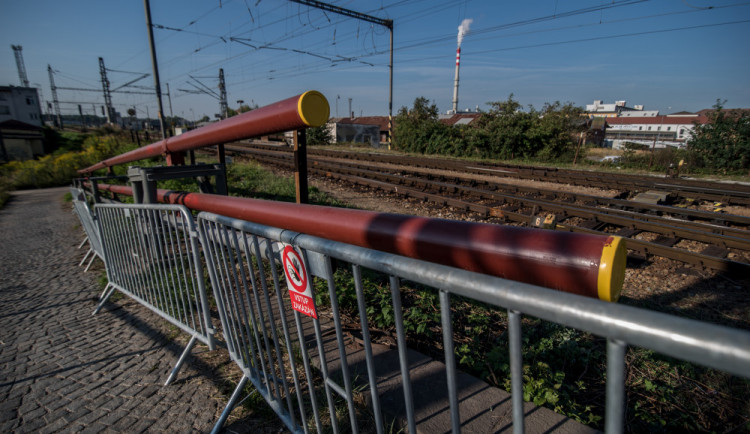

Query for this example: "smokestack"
[452,18,472,114]
[452,48,461,114]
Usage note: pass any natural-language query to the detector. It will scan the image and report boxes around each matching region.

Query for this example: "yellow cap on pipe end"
[298,90,330,127]
[597,236,627,302]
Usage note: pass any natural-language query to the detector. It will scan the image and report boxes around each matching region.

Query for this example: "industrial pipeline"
[78,90,329,173]
[78,88,625,301]
[90,182,627,302]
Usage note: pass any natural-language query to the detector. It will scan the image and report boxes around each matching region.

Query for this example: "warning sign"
[281,244,317,319]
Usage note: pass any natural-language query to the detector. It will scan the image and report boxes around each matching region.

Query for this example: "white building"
[0,86,43,127]
[585,100,648,118]
[604,114,707,149]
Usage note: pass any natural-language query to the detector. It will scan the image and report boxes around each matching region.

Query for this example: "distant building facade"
[0,86,43,127]
[328,116,389,147]
[585,100,646,118]
[604,114,707,149]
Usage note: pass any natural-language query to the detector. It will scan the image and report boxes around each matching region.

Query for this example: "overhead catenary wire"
[46,1,749,121]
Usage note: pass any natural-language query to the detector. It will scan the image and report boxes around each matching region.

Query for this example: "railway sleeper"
[701,245,730,259]
[579,219,607,231]
[652,236,681,248]
[615,227,642,238]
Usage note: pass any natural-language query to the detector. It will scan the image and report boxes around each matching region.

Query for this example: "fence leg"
[78,236,89,249]
[165,334,198,386]
[79,248,93,267]
[83,254,97,272]
[98,282,113,301]
[508,310,525,434]
[92,284,117,315]
[605,339,627,434]
[211,375,249,434]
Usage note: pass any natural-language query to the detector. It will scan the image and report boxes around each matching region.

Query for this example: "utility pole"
[288,0,393,146]
[218,69,228,119]
[99,57,114,124]
[47,65,63,128]
[165,82,173,118]
[11,45,30,87]
[144,0,167,140]
[165,82,174,136]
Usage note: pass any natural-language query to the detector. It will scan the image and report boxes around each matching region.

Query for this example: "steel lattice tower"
[47,65,63,128]
[12,45,30,87]
[99,57,114,124]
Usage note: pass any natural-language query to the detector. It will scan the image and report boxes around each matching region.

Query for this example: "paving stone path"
[0,187,593,433]
[0,188,229,433]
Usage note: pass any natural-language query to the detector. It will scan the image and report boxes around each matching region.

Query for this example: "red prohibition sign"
[282,245,307,293]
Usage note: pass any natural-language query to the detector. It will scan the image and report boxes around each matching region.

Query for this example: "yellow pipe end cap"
[298,90,330,127]
[597,236,627,302]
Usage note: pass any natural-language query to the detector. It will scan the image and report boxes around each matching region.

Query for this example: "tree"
[226,103,257,118]
[531,102,585,161]
[479,95,534,159]
[688,100,750,174]
[393,97,445,153]
[306,124,333,146]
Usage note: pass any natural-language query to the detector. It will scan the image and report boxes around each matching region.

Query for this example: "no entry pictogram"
[281,244,317,319]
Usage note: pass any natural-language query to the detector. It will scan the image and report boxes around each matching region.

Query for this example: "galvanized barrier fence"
[70,187,106,273]
[197,211,750,434]
[94,203,216,385]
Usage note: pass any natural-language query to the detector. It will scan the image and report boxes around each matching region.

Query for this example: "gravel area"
[304,169,750,331]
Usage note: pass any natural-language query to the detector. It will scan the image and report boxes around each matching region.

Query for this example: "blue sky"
[1,0,748,121]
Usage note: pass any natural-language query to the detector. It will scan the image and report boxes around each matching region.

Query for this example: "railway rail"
[244,143,750,206]
[216,143,750,276]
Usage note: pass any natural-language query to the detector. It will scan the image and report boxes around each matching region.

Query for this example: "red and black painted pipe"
[78,90,329,174]
[90,183,627,302]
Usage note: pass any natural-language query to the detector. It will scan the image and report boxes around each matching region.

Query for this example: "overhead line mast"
[47,65,63,128]
[219,68,228,119]
[288,0,394,148]
[99,57,114,124]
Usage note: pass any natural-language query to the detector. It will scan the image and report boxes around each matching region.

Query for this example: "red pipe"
[78,91,329,174]
[90,183,627,302]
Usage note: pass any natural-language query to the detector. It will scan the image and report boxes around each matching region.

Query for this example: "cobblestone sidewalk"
[0,188,228,432]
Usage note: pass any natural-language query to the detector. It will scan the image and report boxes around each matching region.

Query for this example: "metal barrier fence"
[70,187,106,273]
[198,211,750,434]
[94,203,216,385]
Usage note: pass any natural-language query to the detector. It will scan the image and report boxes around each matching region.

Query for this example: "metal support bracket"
[127,164,228,204]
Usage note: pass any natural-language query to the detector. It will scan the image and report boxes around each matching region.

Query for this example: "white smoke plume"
[457,18,473,47]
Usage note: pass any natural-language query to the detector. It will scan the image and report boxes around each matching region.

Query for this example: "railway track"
[244,143,750,206]
[219,143,750,276]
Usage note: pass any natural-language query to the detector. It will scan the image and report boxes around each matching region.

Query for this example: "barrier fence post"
[90,179,101,203]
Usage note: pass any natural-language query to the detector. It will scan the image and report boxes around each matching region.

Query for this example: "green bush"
[393,95,584,163]
[0,133,136,190]
[687,100,750,174]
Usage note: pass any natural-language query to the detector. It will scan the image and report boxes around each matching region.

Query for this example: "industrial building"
[0,86,45,161]
[0,86,43,127]
[604,114,707,149]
